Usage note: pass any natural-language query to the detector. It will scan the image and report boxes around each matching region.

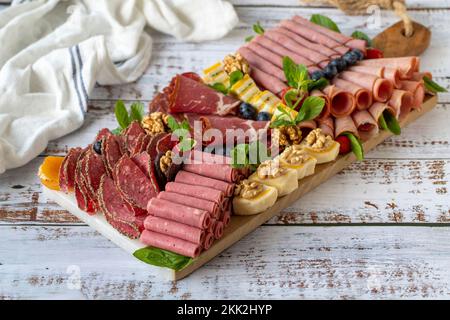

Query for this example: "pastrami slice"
[131,152,160,195]
[59,147,82,193]
[84,150,106,201]
[102,134,123,177]
[124,121,146,153]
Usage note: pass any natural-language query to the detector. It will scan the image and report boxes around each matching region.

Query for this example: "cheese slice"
[233,185,278,216]
[249,168,298,197]
[271,103,298,122]
[230,74,260,102]
[203,62,230,87]
[278,155,317,180]
[249,90,280,114]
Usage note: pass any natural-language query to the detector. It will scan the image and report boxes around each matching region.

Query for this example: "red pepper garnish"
[335,135,351,154]
[365,48,384,59]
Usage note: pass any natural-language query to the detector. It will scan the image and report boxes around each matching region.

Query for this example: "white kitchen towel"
[0,0,238,174]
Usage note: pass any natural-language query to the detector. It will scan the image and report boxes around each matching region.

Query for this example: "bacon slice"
[332,78,373,111]
[339,71,394,102]
[352,110,379,141]
[140,230,201,258]
[323,85,356,117]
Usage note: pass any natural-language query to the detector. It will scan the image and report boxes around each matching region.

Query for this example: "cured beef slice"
[74,149,96,214]
[168,74,240,116]
[95,128,112,141]
[59,147,82,193]
[98,175,145,239]
[115,155,157,210]
[144,216,205,245]
[146,132,167,159]
[165,182,225,205]
[175,170,235,197]
[131,152,160,195]
[147,197,211,229]
[102,134,123,177]
[157,191,220,219]
[124,121,146,153]
[140,230,201,258]
[84,150,106,201]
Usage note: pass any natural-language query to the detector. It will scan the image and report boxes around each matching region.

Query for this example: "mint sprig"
[167,116,195,152]
[270,96,325,128]
[245,21,265,42]
[112,100,145,134]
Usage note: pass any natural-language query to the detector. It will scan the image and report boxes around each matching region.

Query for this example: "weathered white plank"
[1,156,448,224]
[1,225,450,299]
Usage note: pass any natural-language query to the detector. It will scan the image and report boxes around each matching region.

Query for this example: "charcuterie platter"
[38,13,445,281]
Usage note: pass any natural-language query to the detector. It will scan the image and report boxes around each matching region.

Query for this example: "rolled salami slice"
[388,89,414,120]
[358,57,420,79]
[140,230,201,258]
[310,90,331,120]
[335,115,359,138]
[144,216,205,245]
[147,197,211,229]
[220,209,231,227]
[368,102,396,124]
[332,78,372,111]
[165,182,225,205]
[399,80,425,109]
[213,221,224,240]
[317,117,335,138]
[238,47,286,82]
[351,110,379,141]
[250,66,288,95]
[158,191,220,219]
[339,71,394,102]
[203,232,215,250]
[323,85,356,117]
[175,170,235,197]
[183,161,239,182]
[59,147,82,193]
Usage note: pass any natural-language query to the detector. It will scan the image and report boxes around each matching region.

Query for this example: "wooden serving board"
[45,95,438,281]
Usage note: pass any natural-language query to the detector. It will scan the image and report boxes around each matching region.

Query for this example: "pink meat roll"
[349,65,384,77]
[184,162,239,183]
[222,197,230,212]
[175,170,235,197]
[213,221,224,239]
[298,120,317,138]
[310,89,331,120]
[358,57,420,79]
[220,209,231,227]
[388,89,414,120]
[384,68,402,89]
[140,230,201,258]
[323,85,356,118]
[368,102,397,125]
[411,71,432,82]
[238,47,286,82]
[253,35,316,67]
[339,71,394,102]
[158,191,220,219]
[250,66,288,95]
[189,149,231,165]
[399,80,425,109]
[264,30,330,66]
[352,110,379,141]
[147,197,211,229]
[332,78,373,111]
[280,19,349,54]
[165,182,225,205]
[203,232,215,250]
[335,115,360,138]
[144,216,205,245]
[317,117,335,138]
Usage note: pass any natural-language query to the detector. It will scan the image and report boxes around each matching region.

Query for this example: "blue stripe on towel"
[75,45,89,107]
[69,47,85,116]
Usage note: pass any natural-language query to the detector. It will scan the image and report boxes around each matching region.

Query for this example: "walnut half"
[141,112,169,135]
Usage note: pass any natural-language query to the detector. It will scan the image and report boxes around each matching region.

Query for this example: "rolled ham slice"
[317,117,335,138]
[175,170,235,197]
[349,65,384,77]
[165,182,225,205]
[339,71,394,102]
[220,209,231,227]
[332,78,372,111]
[253,35,315,67]
[158,191,220,219]
[358,57,420,79]
[250,66,288,95]
[384,68,402,88]
[388,89,414,120]
[144,216,205,245]
[352,110,379,141]
[238,47,286,82]
[203,232,215,250]
[213,221,224,239]
[335,115,359,138]
[147,197,211,229]
[310,89,331,120]
[323,85,356,118]
[184,160,239,182]
[399,80,425,109]
[297,120,317,137]
[411,71,432,82]
[368,102,396,125]
[264,30,329,66]
[140,230,201,258]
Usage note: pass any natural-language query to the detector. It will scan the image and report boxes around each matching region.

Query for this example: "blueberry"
[93,140,102,155]
[256,111,271,121]
[343,51,358,66]
[329,58,347,72]
[323,64,338,79]
[351,49,364,61]
[239,102,257,120]
[310,70,325,81]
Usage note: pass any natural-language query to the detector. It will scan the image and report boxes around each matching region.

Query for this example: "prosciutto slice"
[351,110,379,141]
[237,47,286,82]
[339,71,394,102]
[388,89,414,120]
[165,182,225,205]
[140,230,201,258]
[332,78,372,111]
[167,74,240,116]
[399,80,425,109]
[317,117,335,138]
[158,191,220,219]
[335,115,359,138]
[175,170,235,197]
[144,216,205,245]
[358,57,420,79]
[323,85,356,118]
[250,66,287,95]
[310,90,331,120]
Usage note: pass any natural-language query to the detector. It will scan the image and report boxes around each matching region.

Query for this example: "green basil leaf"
[307,77,329,92]
[114,100,130,130]
[111,127,122,135]
[181,119,191,131]
[297,96,325,122]
[310,14,340,33]
[178,138,195,152]
[209,82,229,95]
[248,140,270,164]
[384,110,401,135]
[343,132,364,161]
[133,247,193,271]
[351,30,373,47]
[167,115,180,132]
[253,21,265,35]
[269,119,294,128]
[423,76,447,93]
[229,70,244,87]
[230,143,250,168]
[378,113,389,131]
[130,102,145,122]
[245,35,254,42]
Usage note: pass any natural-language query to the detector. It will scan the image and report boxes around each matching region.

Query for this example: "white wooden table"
[1,0,450,300]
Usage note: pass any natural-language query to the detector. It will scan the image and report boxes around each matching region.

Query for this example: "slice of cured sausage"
[157,191,220,219]
[144,216,205,245]
[174,170,235,197]
[140,230,201,258]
